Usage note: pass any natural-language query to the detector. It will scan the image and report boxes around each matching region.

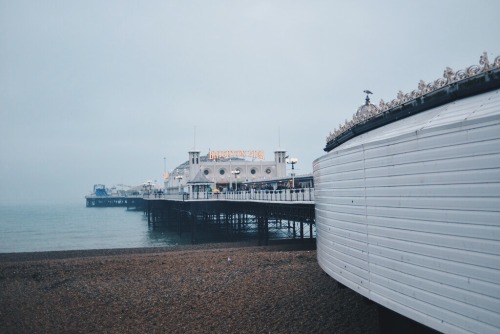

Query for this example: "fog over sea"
[0,201,191,253]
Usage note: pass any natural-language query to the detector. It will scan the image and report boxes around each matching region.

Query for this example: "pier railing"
[147,188,315,202]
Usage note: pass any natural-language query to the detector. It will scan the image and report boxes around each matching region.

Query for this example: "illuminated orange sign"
[208,150,265,160]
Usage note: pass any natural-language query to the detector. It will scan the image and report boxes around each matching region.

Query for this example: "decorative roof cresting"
[326,52,500,145]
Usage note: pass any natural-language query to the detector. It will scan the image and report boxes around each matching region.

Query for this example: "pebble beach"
[0,243,380,333]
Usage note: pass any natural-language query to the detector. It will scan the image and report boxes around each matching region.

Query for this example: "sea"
[0,201,192,253]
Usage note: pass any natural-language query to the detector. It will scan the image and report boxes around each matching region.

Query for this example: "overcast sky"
[1,0,499,203]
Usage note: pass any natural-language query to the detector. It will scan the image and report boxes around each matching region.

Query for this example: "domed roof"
[356,94,377,117]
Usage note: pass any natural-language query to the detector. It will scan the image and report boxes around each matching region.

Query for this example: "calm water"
[0,201,191,253]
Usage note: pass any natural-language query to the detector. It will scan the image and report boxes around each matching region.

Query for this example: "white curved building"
[313,54,500,333]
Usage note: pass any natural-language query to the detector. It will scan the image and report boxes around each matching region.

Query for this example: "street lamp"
[174,175,183,194]
[143,180,153,196]
[286,158,298,189]
[231,170,240,191]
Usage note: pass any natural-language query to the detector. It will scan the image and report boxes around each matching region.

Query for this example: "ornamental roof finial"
[363,90,373,105]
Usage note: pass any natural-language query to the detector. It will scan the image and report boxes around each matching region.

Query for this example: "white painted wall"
[313,89,500,334]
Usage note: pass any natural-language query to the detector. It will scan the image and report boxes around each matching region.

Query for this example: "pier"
[85,188,315,245]
[85,195,143,209]
[144,189,315,245]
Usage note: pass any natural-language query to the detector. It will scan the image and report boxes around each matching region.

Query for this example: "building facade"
[165,149,288,193]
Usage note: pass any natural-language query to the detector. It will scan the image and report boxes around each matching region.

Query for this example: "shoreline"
[0,239,316,262]
[0,241,379,333]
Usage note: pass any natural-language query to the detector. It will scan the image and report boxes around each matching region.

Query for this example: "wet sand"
[0,243,379,333]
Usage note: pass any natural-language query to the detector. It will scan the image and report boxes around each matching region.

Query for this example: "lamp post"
[143,180,153,197]
[286,158,298,189]
[174,175,183,194]
[231,170,240,191]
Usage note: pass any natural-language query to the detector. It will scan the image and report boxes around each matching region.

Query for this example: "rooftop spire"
[363,90,373,105]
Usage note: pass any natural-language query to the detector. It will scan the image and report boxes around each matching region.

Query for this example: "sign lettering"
[208,150,265,160]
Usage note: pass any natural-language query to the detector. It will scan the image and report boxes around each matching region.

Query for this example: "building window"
[265,168,271,174]
[204,169,210,175]
[219,169,225,175]
[250,168,257,175]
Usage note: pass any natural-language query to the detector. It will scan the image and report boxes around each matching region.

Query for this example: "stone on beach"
[0,244,379,333]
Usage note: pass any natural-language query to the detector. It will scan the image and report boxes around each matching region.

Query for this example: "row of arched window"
[203,167,272,176]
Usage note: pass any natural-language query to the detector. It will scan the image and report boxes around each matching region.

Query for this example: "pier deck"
[85,189,315,245]
[145,197,315,246]
[85,196,143,209]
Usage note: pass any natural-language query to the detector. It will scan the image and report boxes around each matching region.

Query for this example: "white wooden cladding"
[313,89,500,333]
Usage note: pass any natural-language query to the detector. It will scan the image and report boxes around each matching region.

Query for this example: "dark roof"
[188,170,212,184]
[325,67,500,152]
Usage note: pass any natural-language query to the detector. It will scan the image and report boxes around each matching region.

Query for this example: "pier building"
[313,53,500,333]
[164,149,288,194]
